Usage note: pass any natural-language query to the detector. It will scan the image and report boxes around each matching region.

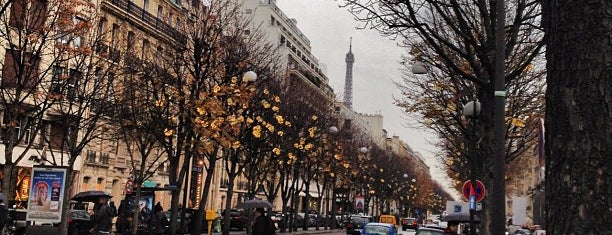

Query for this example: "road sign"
[124,178,134,194]
[462,180,486,202]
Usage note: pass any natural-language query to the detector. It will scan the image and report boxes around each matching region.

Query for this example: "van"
[378,215,397,228]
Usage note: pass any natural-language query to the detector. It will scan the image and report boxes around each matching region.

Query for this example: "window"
[142,39,150,59]
[48,121,66,149]
[99,153,109,164]
[9,0,48,31]
[50,66,66,94]
[97,18,107,37]
[2,112,35,144]
[143,0,149,11]
[127,31,135,52]
[157,6,163,19]
[270,16,275,26]
[96,177,104,190]
[86,150,96,162]
[82,176,90,191]
[67,69,81,101]
[2,49,40,89]
[111,23,119,47]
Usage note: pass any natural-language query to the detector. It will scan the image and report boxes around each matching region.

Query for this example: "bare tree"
[0,0,102,206]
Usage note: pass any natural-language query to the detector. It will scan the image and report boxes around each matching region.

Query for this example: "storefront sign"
[26,166,67,223]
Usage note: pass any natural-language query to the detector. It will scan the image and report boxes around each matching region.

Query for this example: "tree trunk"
[58,165,75,235]
[542,0,611,233]
[131,184,142,235]
[222,179,236,235]
[169,189,181,235]
[191,158,217,235]
[1,149,17,201]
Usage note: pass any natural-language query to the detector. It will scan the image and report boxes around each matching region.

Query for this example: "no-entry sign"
[462,180,486,202]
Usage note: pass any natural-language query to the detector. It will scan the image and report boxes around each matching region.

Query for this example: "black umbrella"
[442,213,481,223]
[237,199,272,209]
[71,190,112,202]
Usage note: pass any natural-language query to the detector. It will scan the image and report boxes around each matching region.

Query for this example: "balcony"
[105,0,186,44]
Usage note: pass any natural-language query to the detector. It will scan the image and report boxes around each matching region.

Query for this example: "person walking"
[0,193,9,234]
[90,196,113,235]
[252,208,275,235]
[443,221,459,235]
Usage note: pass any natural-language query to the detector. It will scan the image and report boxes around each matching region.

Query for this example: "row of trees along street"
[0,0,453,235]
[341,0,610,234]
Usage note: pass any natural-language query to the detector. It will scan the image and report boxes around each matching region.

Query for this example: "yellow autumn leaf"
[252,125,262,138]
[274,96,281,102]
[266,124,275,132]
[197,106,206,115]
[273,148,281,155]
[263,88,269,94]
[275,115,284,124]
[262,101,271,108]
[213,85,221,93]
[231,76,238,84]
[155,99,164,107]
[232,141,241,149]
[277,131,284,136]
[305,143,314,150]
[311,115,318,121]
[246,117,254,125]
[511,118,526,127]
[272,106,279,112]
[164,128,174,136]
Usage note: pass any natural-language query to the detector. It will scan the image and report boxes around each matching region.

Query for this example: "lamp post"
[463,100,481,235]
[328,126,340,229]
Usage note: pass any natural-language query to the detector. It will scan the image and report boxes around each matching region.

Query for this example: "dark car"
[346,215,373,235]
[67,209,94,235]
[400,217,419,231]
[514,229,534,235]
[222,209,248,230]
[415,227,445,235]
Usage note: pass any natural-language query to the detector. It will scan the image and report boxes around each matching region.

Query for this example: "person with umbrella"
[443,221,459,235]
[252,208,275,235]
[90,195,113,235]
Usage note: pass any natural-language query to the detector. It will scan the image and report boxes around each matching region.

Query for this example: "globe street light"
[243,70,257,82]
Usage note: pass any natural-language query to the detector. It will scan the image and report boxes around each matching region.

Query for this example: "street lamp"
[243,70,257,82]
[463,100,480,235]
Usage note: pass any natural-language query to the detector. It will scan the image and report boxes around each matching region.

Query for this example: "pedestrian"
[90,196,113,235]
[0,193,9,232]
[443,221,459,235]
[252,208,275,235]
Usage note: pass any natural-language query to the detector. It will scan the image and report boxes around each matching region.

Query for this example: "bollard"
[206,210,216,235]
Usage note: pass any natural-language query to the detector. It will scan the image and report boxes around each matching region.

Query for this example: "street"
[213,228,418,235]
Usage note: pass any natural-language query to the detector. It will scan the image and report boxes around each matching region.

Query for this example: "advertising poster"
[26,167,67,223]
[355,196,365,210]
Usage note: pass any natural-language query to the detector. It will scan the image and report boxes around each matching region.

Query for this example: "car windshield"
[363,225,391,235]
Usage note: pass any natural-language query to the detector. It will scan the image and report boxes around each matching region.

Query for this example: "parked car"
[67,209,94,235]
[361,222,398,235]
[346,215,374,235]
[514,229,534,235]
[221,209,248,230]
[400,217,419,231]
[415,227,445,235]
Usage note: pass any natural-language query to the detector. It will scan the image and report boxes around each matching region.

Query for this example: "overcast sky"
[274,0,457,197]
